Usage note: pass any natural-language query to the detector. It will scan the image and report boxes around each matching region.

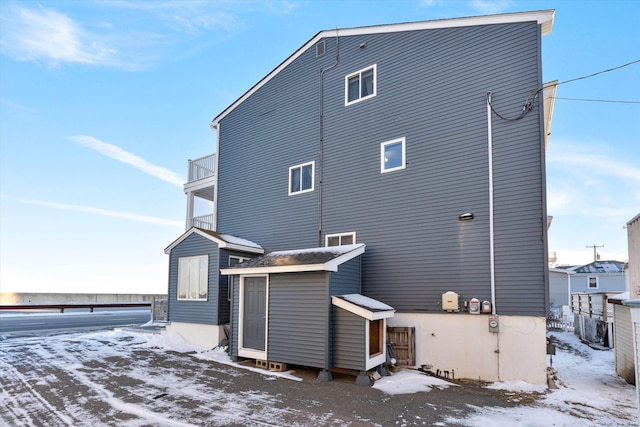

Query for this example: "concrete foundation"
[387,313,547,385]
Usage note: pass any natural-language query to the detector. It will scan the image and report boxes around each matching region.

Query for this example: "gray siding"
[217,22,547,316]
[167,234,220,325]
[549,271,571,307]
[570,273,627,294]
[268,273,329,368]
[328,257,361,296]
[332,307,366,371]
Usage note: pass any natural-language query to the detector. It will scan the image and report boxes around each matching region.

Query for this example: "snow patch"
[372,370,456,395]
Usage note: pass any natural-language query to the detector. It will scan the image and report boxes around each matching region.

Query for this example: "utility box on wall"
[442,291,459,312]
[488,315,499,333]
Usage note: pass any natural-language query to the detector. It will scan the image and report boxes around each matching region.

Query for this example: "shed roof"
[164,227,264,255]
[211,10,554,128]
[220,243,365,275]
[332,294,395,321]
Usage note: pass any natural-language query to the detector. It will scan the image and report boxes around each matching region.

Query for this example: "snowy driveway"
[0,329,636,426]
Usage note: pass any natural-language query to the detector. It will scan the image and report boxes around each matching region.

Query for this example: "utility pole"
[586,244,604,262]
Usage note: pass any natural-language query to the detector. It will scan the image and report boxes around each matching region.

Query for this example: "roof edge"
[164,227,264,254]
[211,10,554,129]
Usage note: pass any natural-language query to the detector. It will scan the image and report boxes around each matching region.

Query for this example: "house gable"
[211,10,554,128]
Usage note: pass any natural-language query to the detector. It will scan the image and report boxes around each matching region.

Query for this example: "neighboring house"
[611,212,640,386]
[564,261,627,294]
[165,10,556,385]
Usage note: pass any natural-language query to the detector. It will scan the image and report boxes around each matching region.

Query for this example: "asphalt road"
[0,309,151,338]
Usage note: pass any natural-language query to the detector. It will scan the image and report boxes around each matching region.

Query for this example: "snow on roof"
[570,261,626,274]
[218,233,263,249]
[331,294,395,321]
[164,227,264,254]
[220,244,365,274]
[339,294,394,312]
[608,291,630,301]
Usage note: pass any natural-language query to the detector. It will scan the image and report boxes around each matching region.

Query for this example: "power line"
[556,59,640,87]
[553,96,640,104]
[488,59,640,121]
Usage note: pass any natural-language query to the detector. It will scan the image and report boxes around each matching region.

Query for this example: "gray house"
[566,261,627,294]
[166,10,556,385]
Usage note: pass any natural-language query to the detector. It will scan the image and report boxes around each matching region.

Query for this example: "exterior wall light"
[459,213,474,221]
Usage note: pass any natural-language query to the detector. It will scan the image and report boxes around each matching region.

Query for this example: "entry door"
[242,276,266,351]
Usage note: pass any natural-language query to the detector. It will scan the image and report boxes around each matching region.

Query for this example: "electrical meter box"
[442,291,459,312]
[488,315,499,333]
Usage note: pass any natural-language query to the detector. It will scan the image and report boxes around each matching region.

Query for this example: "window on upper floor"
[289,161,315,195]
[326,232,356,247]
[345,64,376,105]
[588,276,599,289]
[381,137,406,173]
[177,255,208,301]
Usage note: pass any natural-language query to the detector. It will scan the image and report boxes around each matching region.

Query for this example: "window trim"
[368,319,384,358]
[345,64,377,106]
[587,276,599,289]
[288,161,315,196]
[177,255,209,301]
[325,232,356,247]
[380,137,406,173]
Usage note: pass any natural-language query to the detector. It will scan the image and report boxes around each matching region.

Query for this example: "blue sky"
[1,0,638,295]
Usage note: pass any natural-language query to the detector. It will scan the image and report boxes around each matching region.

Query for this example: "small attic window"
[316,40,325,57]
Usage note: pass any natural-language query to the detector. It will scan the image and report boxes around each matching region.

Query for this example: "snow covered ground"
[0,327,636,426]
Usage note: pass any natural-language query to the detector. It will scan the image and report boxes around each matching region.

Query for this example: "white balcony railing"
[190,214,215,231]
[188,154,216,183]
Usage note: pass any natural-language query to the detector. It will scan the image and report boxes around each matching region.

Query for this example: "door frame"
[237,274,269,359]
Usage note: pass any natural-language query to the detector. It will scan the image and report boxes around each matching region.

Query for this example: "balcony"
[184,153,216,231]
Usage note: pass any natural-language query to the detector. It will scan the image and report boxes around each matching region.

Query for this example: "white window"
[177,255,208,300]
[345,64,376,105]
[588,276,599,289]
[289,161,314,195]
[326,232,356,247]
[381,137,406,173]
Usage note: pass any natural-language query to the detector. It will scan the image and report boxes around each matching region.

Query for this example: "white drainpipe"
[486,92,496,315]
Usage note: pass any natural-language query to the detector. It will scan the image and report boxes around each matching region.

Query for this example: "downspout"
[486,91,500,381]
[318,29,340,247]
[486,92,497,315]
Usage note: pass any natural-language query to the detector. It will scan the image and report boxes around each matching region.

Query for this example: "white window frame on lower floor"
[587,276,599,289]
[325,232,356,247]
[177,255,209,301]
[365,318,387,370]
[380,137,406,173]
